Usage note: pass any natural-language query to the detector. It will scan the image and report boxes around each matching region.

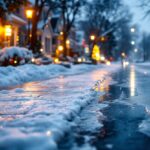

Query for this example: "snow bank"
[0,63,121,149]
[0,63,120,87]
[0,46,33,62]
[0,87,98,150]
[0,64,99,87]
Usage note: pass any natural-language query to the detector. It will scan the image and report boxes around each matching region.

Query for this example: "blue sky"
[123,0,150,32]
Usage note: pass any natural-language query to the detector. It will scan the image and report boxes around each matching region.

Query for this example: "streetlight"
[121,52,126,58]
[4,25,12,47]
[66,39,70,45]
[131,41,135,45]
[58,45,64,51]
[60,32,63,35]
[130,27,135,33]
[26,8,33,47]
[134,48,138,53]
[90,35,96,41]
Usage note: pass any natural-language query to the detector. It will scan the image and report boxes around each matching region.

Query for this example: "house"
[37,19,53,55]
[50,16,62,56]
[0,12,27,48]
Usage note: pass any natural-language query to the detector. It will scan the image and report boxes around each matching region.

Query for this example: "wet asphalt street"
[58,64,150,150]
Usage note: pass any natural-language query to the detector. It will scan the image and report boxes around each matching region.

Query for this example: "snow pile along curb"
[0,88,98,150]
[0,64,100,87]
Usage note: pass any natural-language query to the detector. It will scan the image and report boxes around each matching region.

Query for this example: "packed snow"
[0,47,33,65]
[0,63,120,150]
[0,63,120,87]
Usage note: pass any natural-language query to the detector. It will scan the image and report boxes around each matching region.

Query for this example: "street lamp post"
[90,34,96,57]
[26,9,33,48]
[130,27,135,33]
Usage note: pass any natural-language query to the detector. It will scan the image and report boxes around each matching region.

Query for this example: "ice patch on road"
[139,118,150,137]
[71,143,96,150]
[139,107,150,137]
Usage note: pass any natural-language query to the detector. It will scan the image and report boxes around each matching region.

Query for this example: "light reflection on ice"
[46,130,52,136]
[130,65,136,97]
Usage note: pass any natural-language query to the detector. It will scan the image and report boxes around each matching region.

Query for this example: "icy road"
[0,63,150,150]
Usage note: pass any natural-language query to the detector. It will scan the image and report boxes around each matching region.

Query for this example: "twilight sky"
[123,0,150,32]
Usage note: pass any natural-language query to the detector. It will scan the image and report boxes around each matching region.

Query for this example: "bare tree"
[57,0,85,57]
[30,0,57,53]
[81,0,123,39]
[139,0,150,17]
[140,32,150,61]
[0,0,27,21]
[80,0,132,59]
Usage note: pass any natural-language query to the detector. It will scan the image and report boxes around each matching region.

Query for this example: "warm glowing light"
[101,37,105,41]
[90,35,95,41]
[54,58,59,63]
[40,48,43,52]
[92,45,101,61]
[121,52,126,58]
[60,32,63,35]
[100,56,105,61]
[14,60,17,64]
[58,45,64,51]
[77,58,82,62]
[5,25,12,36]
[26,9,33,19]
[66,39,70,45]
[106,61,111,66]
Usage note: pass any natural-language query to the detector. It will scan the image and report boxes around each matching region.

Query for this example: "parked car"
[32,56,53,65]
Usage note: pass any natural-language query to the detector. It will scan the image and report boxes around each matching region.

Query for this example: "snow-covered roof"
[9,14,27,25]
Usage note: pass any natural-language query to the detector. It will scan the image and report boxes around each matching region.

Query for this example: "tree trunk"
[30,13,39,53]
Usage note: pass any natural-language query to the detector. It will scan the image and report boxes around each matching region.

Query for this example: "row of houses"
[0,1,85,58]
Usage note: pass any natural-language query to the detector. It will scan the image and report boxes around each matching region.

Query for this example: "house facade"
[0,13,27,49]
[37,19,53,55]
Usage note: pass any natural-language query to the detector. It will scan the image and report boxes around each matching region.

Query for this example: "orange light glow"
[26,9,33,19]
[54,58,59,64]
[66,39,70,45]
[60,32,63,35]
[5,25,12,37]
[90,35,95,41]
[58,45,64,51]
[101,37,105,41]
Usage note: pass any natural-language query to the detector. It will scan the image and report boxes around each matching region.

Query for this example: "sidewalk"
[0,63,120,150]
